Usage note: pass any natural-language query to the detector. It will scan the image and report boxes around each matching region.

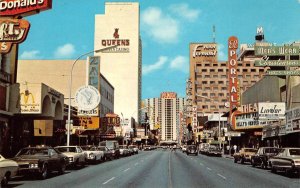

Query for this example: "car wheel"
[251,159,255,167]
[40,164,48,180]
[59,162,66,174]
[1,173,9,187]
[271,166,277,173]
[241,158,245,164]
[234,158,237,163]
[260,161,265,169]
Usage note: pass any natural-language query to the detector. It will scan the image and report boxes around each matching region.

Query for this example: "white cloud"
[218,44,227,61]
[143,56,168,75]
[19,50,40,59]
[141,7,179,43]
[169,56,189,73]
[54,43,75,58]
[169,3,200,21]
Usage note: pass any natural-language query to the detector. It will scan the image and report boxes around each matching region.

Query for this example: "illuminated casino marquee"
[0,0,52,16]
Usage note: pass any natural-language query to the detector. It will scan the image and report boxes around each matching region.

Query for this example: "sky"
[18,0,300,99]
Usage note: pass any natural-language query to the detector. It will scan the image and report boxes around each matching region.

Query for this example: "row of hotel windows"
[196,68,264,73]
[195,62,258,67]
[196,74,261,79]
[100,86,114,103]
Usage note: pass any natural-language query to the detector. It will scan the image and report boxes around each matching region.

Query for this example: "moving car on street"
[251,147,282,169]
[186,145,198,156]
[12,146,67,179]
[55,146,86,168]
[199,143,210,154]
[207,145,222,157]
[81,145,104,163]
[233,148,258,164]
[181,145,187,153]
[0,154,18,187]
[269,147,300,176]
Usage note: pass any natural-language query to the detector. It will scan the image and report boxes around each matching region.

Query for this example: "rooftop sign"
[254,59,300,67]
[265,70,300,76]
[254,45,300,56]
[0,0,52,16]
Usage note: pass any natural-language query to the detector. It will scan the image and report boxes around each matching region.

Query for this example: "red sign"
[161,92,177,99]
[228,36,239,109]
[0,0,52,16]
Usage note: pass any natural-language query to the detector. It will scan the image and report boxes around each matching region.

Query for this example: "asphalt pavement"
[8,149,300,188]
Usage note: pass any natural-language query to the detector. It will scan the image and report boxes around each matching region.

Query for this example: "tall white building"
[94,2,142,122]
[144,92,185,143]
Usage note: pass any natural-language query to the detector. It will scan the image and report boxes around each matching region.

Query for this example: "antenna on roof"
[213,25,216,43]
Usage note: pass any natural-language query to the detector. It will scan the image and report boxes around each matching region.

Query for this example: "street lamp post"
[196,94,222,149]
[66,45,118,146]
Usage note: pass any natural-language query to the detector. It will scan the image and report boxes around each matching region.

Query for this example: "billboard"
[258,102,285,120]
[286,107,300,133]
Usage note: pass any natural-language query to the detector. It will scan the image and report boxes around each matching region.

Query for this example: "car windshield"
[16,148,49,156]
[56,147,76,153]
[98,146,106,151]
[244,149,257,152]
[189,146,196,149]
[81,146,95,151]
[265,148,281,154]
[289,149,300,156]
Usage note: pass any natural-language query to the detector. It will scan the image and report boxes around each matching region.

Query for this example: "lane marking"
[103,177,115,185]
[206,167,212,171]
[135,163,139,166]
[199,163,204,166]
[217,174,227,180]
[123,168,130,172]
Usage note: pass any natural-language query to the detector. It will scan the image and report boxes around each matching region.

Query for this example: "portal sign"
[228,36,239,109]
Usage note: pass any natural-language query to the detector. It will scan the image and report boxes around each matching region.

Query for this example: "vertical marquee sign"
[228,36,239,127]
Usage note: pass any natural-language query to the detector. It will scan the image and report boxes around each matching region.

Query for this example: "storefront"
[10,83,64,155]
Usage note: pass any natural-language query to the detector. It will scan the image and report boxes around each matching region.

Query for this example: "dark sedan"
[12,146,68,179]
[98,146,113,161]
[251,147,282,169]
[186,145,198,156]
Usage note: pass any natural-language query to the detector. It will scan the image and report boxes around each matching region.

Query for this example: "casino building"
[143,92,186,144]
[94,2,142,123]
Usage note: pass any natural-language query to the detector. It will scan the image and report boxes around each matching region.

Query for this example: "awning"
[75,129,99,136]
[221,107,237,117]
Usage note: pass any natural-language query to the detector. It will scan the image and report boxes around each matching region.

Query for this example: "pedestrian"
[233,145,237,154]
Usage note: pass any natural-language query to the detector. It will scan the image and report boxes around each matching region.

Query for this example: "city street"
[8,149,300,188]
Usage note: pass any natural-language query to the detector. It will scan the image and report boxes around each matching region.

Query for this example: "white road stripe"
[217,174,227,180]
[135,163,139,166]
[206,167,212,171]
[199,163,204,166]
[123,168,130,172]
[103,177,115,185]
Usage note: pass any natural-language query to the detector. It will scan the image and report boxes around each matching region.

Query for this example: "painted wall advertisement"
[286,107,300,133]
[20,83,41,114]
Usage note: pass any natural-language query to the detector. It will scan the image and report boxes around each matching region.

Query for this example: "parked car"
[119,145,129,156]
[181,145,187,153]
[55,146,86,168]
[199,143,210,154]
[99,140,120,159]
[233,148,258,164]
[144,145,151,151]
[186,145,198,156]
[251,147,282,169]
[12,146,67,179]
[128,145,139,154]
[207,145,222,157]
[0,155,18,186]
[81,145,104,163]
[269,147,300,176]
[98,146,113,161]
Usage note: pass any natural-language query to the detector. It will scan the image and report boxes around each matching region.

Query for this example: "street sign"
[254,46,300,56]
[254,60,300,67]
[265,70,300,76]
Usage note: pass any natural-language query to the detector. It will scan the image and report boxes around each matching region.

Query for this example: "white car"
[55,146,86,167]
[0,155,18,187]
[81,146,105,163]
[119,145,129,156]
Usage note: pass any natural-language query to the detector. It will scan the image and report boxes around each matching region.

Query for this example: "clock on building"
[75,85,101,111]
